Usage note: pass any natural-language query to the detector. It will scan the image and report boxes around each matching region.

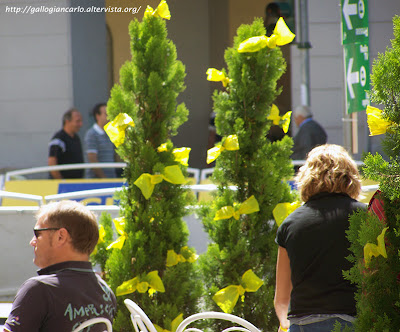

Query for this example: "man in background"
[48,108,84,179]
[291,105,327,161]
[4,200,117,331]
[84,103,116,178]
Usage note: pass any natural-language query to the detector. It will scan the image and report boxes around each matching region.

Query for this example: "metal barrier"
[4,163,126,182]
[4,164,201,185]
[1,162,374,206]
[0,190,43,206]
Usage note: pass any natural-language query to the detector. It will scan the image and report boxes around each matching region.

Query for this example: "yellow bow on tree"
[98,224,106,244]
[157,143,169,152]
[154,314,183,332]
[157,143,191,166]
[273,201,301,227]
[134,165,186,199]
[212,269,264,314]
[106,217,127,250]
[144,0,171,20]
[237,17,295,53]
[366,106,392,136]
[166,246,198,267]
[206,68,232,87]
[116,270,165,296]
[364,227,389,268]
[104,113,135,147]
[207,135,240,164]
[172,148,191,166]
[267,104,292,133]
[214,195,260,221]
[92,225,106,255]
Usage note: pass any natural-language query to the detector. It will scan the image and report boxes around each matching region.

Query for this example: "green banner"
[343,43,370,114]
[341,0,368,45]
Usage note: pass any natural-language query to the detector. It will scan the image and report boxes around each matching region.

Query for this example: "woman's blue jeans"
[288,318,353,332]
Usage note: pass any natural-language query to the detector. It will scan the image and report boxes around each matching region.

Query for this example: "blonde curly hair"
[295,144,361,202]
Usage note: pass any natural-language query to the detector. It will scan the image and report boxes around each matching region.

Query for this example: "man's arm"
[87,152,106,178]
[48,156,62,179]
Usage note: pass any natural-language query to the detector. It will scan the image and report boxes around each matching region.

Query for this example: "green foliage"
[91,212,113,272]
[344,16,400,331]
[100,14,201,331]
[362,153,400,200]
[370,15,400,161]
[331,320,356,332]
[198,18,295,331]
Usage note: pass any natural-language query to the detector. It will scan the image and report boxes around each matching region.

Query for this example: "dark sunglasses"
[33,228,60,238]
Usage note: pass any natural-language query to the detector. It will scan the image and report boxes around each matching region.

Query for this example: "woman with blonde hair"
[274,144,366,332]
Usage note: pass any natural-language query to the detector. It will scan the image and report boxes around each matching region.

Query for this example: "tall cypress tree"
[198,18,295,330]
[92,2,201,331]
[343,15,400,331]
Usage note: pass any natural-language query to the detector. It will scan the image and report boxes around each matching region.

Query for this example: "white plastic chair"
[72,317,113,332]
[124,299,158,332]
[200,168,214,182]
[176,312,261,332]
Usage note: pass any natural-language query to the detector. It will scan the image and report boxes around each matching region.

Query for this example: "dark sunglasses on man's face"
[33,228,60,238]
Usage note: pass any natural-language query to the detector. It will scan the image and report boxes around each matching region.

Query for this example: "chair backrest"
[124,299,158,332]
[176,312,261,332]
[72,317,113,332]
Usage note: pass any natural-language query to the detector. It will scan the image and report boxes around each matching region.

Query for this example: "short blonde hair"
[37,200,99,255]
[295,144,361,202]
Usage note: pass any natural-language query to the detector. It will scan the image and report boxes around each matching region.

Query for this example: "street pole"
[297,0,311,106]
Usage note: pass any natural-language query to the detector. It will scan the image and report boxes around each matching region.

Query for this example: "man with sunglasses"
[4,200,117,332]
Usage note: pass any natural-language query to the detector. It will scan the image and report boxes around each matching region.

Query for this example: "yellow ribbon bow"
[106,217,127,250]
[166,246,198,267]
[154,314,183,332]
[134,165,186,199]
[272,17,296,46]
[267,104,292,133]
[207,135,240,164]
[213,269,264,314]
[157,143,169,152]
[273,201,301,227]
[206,68,232,87]
[172,148,191,166]
[92,225,106,255]
[238,17,295,53]
[366,106,392,136]
[157,143,191,166]
[104,113,135,147]
[144,0,171,20]
[364,227,388,268]
[214,195,260,221]
[116,270,165,297]
[98,224,106,244]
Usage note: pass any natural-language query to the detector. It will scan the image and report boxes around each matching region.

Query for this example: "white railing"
[0,182,379,207]
[0,161,373,207]
[4,164,201,184]
[0,190,43,205]
[41,183,377,204]
[43,184,238,204]
[4,163,126,182]
[44,187,123,203]
[200,161,365,182]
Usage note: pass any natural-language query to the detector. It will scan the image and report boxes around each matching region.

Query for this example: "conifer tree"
[92,2,201,331]
[198,18,295,330]
[343,15,400,331]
